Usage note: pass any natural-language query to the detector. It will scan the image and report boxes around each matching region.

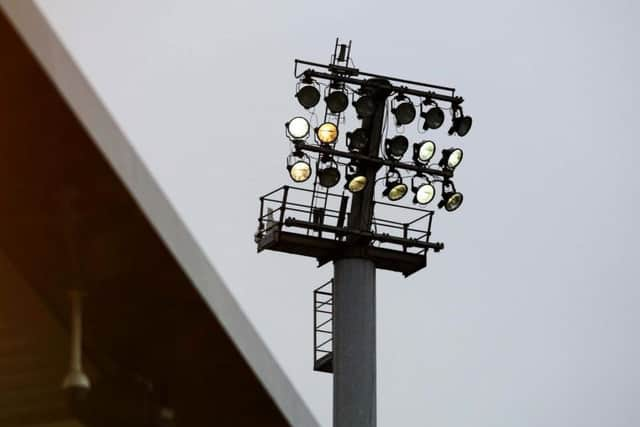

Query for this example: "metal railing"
[256,185,441,254]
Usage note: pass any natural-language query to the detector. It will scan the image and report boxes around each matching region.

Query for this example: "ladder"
[313,279,333,373]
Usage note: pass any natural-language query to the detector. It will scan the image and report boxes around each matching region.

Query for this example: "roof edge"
[0,1,320,425]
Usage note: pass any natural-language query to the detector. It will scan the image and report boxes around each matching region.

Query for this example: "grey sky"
[25,0,640,425]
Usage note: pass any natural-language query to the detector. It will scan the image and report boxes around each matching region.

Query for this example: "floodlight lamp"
[286,151,311,183]
[383,169,408,201]
[391,95,416,126]
[411,175,435,205]
[384,135,409,161]
[316,122,339,144]
[325,91,349,114]
[421,102,445,130]
[353,95,376,118]
[439,148,463,170]
[413,140,436,165]
[317,157,341,188]
[448,108,472,136]
[295,85,321,109]
[345,162,367,193]
[285,116,310,141]
[439,191,463,211]
[347,128,368,152]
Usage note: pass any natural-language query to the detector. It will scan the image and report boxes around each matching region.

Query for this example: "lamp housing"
[316,122,339,145]
[421,102,445,130]
[413,140,436,165]
[383,169,408,201]
[286,151,312,183]
[391,95,416,126]
[346,128,369,152]
[317,157,341,188]
[411,175,436,205]
[439,148,463,170]
[345,162,367,193]
[448,108,472,136]
[325,91,349,114]
[285,116,310,141]
[439,191,464,211]
[384,135,409,161]
[353,95,376,118]
[295,85,321,109]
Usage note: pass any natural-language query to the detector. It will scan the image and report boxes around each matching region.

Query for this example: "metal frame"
[292,142,453,178]
[294,60,463,105]
[290,39,463,191]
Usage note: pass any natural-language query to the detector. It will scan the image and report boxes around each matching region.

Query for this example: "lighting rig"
[282,45,470,214]
[255,39,473,427]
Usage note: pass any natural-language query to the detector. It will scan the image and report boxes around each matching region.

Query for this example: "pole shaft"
[333,258,376,427]
[348,79,391,234]
[332,79,389,427]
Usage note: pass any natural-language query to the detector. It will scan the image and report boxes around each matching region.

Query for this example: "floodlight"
[346,128,368,152]
[439,148,463,170]
[391,96,416,125]
[383,169,408,201]
[285,116,310,140]
[439,191,463,211]
[413,140,436,165]
[353,95,375,118]
[411,175,435,205]
[318,157,341,188]
[448,109,472,136]
[421,104,445,130]
[384,135,409,161]
[295,85,321,109]
[345,162,367,193]
[325,91,349,114]
[316,122,339,144]
[286,151,311,183]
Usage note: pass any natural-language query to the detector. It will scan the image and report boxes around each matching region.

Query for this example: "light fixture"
[62,290,90,393]
[345,162,367,193]
[317,157,341,188]
[448,108,472,136]
[384,135,409,161]
[353,95,375,118]
[439,148,463,170]
[285,116,310,141]
[316,122,339,144]
[420,102,445,130]
[391,95,416,126]
[346,128,368,152]
[439,191,463,211]
[325,91,349,114]
[383,169,408,201]
[287,151,311,183]
[411,175,435,205]
[295,85,321,109]
[413,140,436,165]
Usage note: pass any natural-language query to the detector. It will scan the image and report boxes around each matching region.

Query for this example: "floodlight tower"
[255,39,472,427]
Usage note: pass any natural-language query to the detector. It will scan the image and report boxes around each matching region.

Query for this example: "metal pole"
[348,78,391,234]
[333,79,390,427]
[333,258,376,427]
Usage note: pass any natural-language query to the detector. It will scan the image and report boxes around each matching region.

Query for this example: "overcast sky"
[27,0,640,425]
